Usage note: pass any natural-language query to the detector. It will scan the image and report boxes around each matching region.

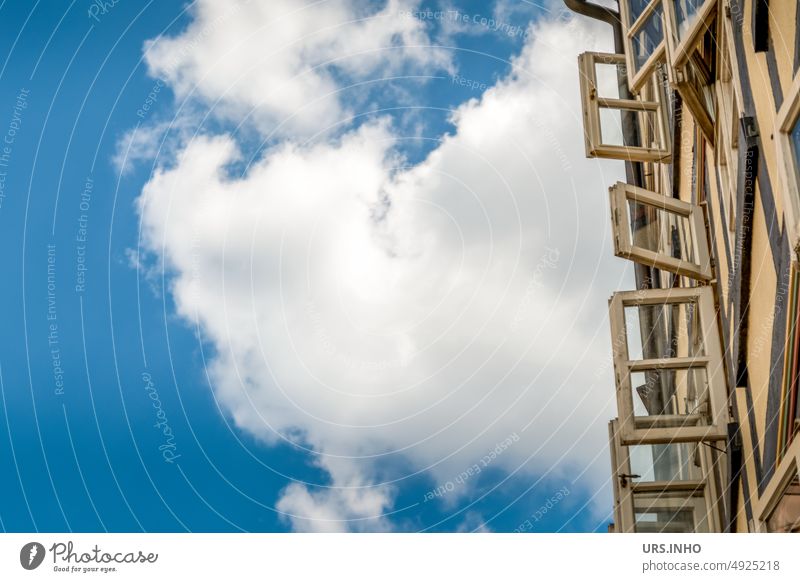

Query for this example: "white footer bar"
[1,534,798,581]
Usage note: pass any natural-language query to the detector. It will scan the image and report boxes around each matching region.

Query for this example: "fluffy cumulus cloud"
[135,0,630,531]
[144,0,451,137]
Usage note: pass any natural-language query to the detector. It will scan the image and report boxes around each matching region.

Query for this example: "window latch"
[618,473,640,487]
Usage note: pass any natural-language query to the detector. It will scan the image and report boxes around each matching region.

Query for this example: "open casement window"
[775,74,800,247]
[756,437,800,533]
[610,182,712,280]
[609,287,728,445]
[619,0,667,93]
[610,419,722,532]
[664,0,717,70]
[665,12,717,142]
[578,52,671,163]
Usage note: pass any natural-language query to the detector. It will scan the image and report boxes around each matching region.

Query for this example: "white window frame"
[610,419,722,532]
[755,435,800,533]
[610,181,712,280]
[609,286,729,445]
[663,0,718,70]
[578,52,672,163]
[775,74,800,253]
[619,0,667,93]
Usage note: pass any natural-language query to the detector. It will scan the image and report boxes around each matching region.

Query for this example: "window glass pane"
[629,367,710,428]
[634,492,708,532]
[637,107,661,149]
[628,0,655,25]
[636,508,695,532]
[629,442,702,482]
[631,4,664,72]
[624,301,704,361]
[600,107,659,148]
[599,107,626,147]
[595,62,624,99]
[766,471,800,533]
[626,199,699,265]
[673,0,705,41]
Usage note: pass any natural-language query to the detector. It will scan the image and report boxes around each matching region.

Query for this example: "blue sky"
[0,0,627,532]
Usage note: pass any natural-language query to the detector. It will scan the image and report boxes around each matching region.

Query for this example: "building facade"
[565,0,800,532]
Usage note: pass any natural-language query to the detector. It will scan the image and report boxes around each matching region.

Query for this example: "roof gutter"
[562,0,624,54]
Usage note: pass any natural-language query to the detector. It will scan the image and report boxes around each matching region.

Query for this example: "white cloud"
[114,119,190,176]
[144,0,451,138]
[456,511,491,532]
[135,1,630,531]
